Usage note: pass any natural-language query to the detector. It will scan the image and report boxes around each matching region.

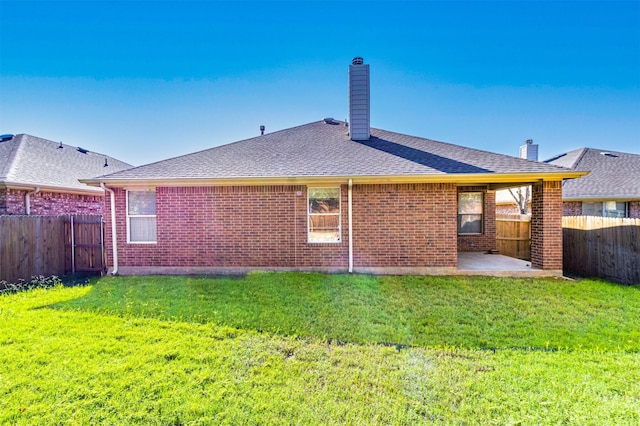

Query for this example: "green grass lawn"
[1,273,639,424]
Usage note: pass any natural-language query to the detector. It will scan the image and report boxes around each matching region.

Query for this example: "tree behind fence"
[563,216,640,285]
[0,215,103,283]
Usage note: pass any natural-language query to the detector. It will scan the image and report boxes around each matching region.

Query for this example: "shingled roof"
[0,134,132,194]
[545,147,640,200]
[88,120,581,186]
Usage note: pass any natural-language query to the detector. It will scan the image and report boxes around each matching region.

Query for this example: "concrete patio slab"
[457,252,562,277]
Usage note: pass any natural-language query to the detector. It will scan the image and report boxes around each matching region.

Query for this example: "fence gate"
[64,215,104,274]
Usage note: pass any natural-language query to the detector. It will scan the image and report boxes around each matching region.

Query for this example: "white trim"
[126,189,157,244]
[307,187,342,244]
[348,179,353,273]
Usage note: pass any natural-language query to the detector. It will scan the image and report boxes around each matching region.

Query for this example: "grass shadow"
[49,272,640,351]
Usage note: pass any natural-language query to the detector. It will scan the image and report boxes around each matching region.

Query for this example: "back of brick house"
[84,58,584,276]
[0,188,104,215]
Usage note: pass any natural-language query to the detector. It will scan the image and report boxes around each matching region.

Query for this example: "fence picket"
[496,214,531,260]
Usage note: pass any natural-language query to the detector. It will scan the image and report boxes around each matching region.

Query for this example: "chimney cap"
[352,57,364,65]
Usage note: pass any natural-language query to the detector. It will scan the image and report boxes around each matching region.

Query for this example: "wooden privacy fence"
[496,214,531,260]
[563,216,640,285]
[0,215,104,283]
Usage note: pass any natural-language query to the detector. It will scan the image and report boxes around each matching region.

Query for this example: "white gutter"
[101,183,118,275]
[25,187,40,215]
[5,181,105,196]
[348,179,353,273]
[79,170,589,188]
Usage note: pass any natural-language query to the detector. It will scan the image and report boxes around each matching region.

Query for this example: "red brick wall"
[1,188,104,215]
[104,183,461,269]
[629,201,640,218]
[457,187,497,252]
[562,201,582,216]
[496,203,520,215]
[352,183,458,267]
[105,185,348,268]
[531,181,563,270]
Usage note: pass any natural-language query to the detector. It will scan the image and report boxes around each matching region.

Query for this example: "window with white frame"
[127,190,157,243]
[458,192,483,234]
[582,201,628,218]
[308,188,341,243]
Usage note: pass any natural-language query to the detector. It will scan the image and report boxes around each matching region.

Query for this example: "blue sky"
[1,0,639,166]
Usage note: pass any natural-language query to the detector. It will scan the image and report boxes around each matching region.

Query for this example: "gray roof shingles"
[95,120,572,181]
[0,134,133,193]
[545,147,640,199]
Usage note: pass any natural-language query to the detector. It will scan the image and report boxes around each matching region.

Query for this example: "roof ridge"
[570,148,590,169]
[97,120,329,177]
[12,134,132,167]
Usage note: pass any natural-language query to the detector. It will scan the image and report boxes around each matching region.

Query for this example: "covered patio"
[456,252,562,278]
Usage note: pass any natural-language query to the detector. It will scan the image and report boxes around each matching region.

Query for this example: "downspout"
[348,179,353,273]
[25,187,40,215]
[101,183,118,275]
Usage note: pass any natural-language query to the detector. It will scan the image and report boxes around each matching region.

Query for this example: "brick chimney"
[519,139,539,161]
[348,57,370,140]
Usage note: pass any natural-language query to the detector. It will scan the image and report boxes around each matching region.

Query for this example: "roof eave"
[0,181,104,196]
[81,171,588,188]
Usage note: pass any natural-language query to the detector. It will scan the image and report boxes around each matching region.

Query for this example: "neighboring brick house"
[544,148,640,218]
[496,187,531,215]
[0,134,132,215]
[83,58,585,276]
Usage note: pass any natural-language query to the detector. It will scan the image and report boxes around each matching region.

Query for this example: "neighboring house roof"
[0,134,133,194]
[86,120,583,187]
[545,147,640,200]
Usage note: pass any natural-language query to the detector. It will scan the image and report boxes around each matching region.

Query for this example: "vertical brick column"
[531,180,563,270]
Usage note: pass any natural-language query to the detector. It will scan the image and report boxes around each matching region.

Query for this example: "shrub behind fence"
[563,216,640,285]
